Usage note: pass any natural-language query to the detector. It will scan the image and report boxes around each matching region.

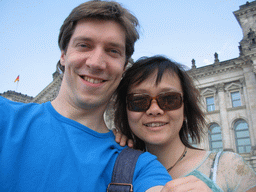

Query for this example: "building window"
[231,91,241,107]
[209,124,223,151]
[234,120,251,153]
[206,96,215,112]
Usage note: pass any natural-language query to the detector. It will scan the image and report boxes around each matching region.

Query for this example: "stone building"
[187,1,256,170]
[1,1,256,170]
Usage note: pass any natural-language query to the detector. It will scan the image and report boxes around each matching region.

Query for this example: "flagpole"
[14,75,20,92]
[16,81,19,92]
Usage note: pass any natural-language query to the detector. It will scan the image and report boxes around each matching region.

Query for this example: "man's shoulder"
[0,96,27,112]
[0,96,46,120]
[116,148,162,167]
[132,150,172,191]
[0,96,19,105]
[0,96,41,108]
[111,148,171,191]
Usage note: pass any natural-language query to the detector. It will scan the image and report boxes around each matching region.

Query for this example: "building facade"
[187,1,256,170]
[1,1,256,170]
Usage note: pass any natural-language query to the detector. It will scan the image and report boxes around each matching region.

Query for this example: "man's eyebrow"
[108,42,125,50]
[71,36,125,51]
[72,37,92,43]
[73,36,124,47]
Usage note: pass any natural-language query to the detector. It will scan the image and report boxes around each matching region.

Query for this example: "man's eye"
[108,48,121,56]
[111,49,118,53]
[79,44,88,48]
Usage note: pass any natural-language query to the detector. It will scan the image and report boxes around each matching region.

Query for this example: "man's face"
[60,19,126,110]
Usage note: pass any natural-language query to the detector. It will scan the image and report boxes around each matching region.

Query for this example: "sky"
[0,0,250,97]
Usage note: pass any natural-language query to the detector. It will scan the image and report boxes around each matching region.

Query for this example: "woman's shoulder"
[218,151,247,165]
[216,151,256,191]
[204,150,242,164]
[218,151,254,174]
[191,150,256,191]
[187,150,242,176]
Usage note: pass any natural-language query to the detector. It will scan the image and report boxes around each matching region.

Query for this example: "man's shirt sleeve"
[133,151,172,192]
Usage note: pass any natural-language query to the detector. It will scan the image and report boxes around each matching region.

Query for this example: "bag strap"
[107,147,143,192]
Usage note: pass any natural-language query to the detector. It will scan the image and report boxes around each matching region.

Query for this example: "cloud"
[203,59,211,65]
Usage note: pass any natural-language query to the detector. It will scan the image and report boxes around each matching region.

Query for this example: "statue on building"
[247,28,255,45]
[191,59,196,69]
[214,52,219,64]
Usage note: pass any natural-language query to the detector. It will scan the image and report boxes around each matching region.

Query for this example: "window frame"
[234,119,251,154]
[208,123,223,151]
[230,91,242,108]
[206,96,215,112]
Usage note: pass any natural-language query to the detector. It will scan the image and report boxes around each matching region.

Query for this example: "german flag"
[14,75,19,83]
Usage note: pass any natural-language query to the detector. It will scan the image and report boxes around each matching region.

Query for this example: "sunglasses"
[127,92,183,112]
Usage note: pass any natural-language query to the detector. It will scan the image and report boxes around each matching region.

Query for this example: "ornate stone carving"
[215,83,225,92]
[191,59,196,69]
[214,52,220,64]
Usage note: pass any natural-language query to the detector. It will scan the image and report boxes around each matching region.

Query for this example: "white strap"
[212,151,222,182]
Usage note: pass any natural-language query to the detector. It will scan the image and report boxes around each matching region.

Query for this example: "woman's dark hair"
[114,55,206,151]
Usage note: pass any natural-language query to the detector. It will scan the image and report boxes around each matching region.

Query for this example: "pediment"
[225,82,241,91]
[201,88,216,96]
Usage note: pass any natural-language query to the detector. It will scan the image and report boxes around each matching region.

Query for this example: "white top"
[183,151,256,192]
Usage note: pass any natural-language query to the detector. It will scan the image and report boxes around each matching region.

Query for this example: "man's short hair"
[57,0,139,72]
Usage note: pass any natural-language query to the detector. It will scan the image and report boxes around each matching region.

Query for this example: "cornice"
[234,2,256,17]
[0,90,33,103]
[188,59,244,79]
[241,52,256,59]
[0,90,33,98]
[234,7,256,17]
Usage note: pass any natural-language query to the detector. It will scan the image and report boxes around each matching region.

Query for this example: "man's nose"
[86,48,107,70]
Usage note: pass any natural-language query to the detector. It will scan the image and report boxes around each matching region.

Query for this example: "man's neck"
[51,96,109,133]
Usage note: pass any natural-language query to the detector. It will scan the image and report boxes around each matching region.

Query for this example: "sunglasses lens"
[158,92,182,110]
[127,92,182,112]
[127,94,150,112]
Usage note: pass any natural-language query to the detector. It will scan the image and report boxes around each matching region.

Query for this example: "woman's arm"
[161,176,212,192]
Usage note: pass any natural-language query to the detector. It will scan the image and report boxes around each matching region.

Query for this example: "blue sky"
[0,0,249,97]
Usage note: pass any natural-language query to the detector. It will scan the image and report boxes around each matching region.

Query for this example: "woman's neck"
[146,137,185,169]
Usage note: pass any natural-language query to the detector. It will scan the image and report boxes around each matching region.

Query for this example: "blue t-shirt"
[0,96,171,191]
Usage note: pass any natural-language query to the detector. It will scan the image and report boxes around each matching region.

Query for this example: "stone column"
[216,83,233,150]
[243,64,256,149]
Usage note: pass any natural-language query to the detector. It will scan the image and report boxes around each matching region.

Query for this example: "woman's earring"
[184,118,188,129]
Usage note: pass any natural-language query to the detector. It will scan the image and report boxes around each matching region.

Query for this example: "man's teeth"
[84,76,104,84]
[145,123,167,127]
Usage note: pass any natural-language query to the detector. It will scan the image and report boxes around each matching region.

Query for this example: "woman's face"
[126,70,185,147]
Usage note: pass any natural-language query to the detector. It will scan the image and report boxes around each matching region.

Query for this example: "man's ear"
[60,50,66,66]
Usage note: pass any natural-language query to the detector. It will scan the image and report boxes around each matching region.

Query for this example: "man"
[0,1,172,191]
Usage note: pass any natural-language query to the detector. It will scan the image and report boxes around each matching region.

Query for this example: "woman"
[114,55,256,191]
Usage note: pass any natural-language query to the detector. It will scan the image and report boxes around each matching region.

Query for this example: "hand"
[161,175,212,192]
[113,128,134,148]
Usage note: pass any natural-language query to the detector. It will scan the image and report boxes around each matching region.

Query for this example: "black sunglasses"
[127,92,183,112]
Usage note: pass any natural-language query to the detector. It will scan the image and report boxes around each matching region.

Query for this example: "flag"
[14,75,19,83]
